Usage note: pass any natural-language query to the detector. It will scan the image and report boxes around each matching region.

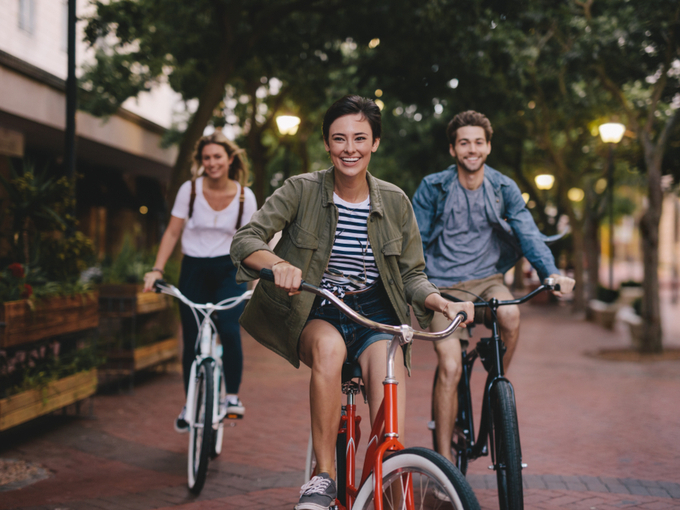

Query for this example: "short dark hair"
[446,111,493,145]
[322,95,382,143]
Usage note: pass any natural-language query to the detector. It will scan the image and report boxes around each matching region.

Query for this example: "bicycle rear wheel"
[491,380,523,510]
[188,359,214,494]
[353,447,480,510]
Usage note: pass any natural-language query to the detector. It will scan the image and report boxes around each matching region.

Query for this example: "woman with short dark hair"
[231,95,473,510]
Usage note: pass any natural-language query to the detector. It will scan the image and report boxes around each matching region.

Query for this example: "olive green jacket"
[230,167,439,370]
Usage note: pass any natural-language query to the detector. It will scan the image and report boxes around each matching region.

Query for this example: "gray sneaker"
[295,472,336,510]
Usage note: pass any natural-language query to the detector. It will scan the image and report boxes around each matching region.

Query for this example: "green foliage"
[39,232,95,284]
[100,236,149,284]
[0,160,72,266]
[99,236,179,285]
[0,340,102,399]
[597,285,620,303]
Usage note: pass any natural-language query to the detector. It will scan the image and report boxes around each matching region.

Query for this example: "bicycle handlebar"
[153,279,253,311]
[259,269,467,344]
[441,278,560,308]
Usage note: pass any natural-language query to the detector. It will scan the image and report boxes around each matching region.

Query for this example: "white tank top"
[170,177,257,257]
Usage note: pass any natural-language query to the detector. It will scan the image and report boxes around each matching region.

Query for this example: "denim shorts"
[305,279,401,363]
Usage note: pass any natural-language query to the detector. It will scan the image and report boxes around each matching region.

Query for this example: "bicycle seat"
[341,360,362,383]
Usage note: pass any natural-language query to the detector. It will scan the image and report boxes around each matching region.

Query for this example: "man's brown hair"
[446,110,493,145]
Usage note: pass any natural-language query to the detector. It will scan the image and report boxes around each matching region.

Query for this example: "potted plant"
[0,160,100,427]
[587,285,621,330]
[0,341,100,431]
[96,238,179,381]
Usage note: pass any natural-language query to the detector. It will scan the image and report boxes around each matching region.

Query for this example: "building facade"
[0,0,180,259]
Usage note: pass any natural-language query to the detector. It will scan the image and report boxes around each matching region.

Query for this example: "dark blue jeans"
[178,254,246,395]
[306,279,401,363]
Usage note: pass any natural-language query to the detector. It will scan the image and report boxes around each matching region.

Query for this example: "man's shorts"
[429,273,514,345]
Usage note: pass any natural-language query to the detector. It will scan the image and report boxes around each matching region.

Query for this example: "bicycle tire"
[431,367,470,474]
[353,447,480,510]
[211,366,226,459]
[335,431,347,506]
[491,380,523,510]
[188,359,214,494]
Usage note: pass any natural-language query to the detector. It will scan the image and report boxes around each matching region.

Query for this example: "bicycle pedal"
[226,413,244,420]
[522,463,528,468]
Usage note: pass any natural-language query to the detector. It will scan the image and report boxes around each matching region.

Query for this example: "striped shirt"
[320,193,379,298]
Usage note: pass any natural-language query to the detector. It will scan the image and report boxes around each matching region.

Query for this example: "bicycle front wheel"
[353,447,480,510]
[491,380,523,510]
[211,365,225,459]
[188,359,214,494]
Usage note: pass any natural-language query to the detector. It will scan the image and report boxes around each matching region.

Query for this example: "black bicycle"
[430,278,560,510]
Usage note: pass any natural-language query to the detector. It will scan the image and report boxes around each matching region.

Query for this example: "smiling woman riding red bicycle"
[231,95,474,510]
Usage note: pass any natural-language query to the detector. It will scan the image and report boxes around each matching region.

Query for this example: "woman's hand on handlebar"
[271,260,302,296]
[142,270,163,292]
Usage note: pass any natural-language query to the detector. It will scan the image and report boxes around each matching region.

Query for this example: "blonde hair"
[191,131,250,186]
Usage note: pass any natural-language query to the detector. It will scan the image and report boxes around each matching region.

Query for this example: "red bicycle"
[261,269,480,510]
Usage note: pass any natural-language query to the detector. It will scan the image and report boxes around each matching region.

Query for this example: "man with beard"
[412,110,574,464]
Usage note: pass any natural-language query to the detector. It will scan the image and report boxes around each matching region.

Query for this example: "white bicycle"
[153,280,252,494]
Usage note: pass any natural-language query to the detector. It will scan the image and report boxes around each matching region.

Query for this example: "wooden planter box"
[0,293,99,349]
[0,369,97,431]
[104,337,178,372]
[98,284,170,317]
[587,299,619,330]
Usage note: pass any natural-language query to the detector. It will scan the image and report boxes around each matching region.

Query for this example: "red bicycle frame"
[337,338,413,510]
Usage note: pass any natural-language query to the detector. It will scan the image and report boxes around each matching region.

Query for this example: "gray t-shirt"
[425,178,500,287]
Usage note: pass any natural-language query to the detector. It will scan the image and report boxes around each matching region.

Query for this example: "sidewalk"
[1,295,679,510]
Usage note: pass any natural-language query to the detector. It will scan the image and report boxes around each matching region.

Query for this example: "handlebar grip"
[153,279,167,293]
[457,310,467,322]
[260,268,275,282]
[259,268,309,292]
[554,283,561,292]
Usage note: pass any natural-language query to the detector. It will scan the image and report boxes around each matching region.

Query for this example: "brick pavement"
[1,293,679,510]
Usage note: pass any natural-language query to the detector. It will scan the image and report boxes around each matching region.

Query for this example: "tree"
[576,0,680,352]
[81,0,342,201]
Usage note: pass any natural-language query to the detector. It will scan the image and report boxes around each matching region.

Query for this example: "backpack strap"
[188,179,196,219]
[235,184,246,229]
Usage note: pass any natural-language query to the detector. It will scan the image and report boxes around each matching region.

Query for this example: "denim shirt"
[412,164,560,282]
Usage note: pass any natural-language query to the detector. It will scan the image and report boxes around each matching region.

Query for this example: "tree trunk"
[638,147,664,353]
[167,53,235,202]
[569,214,586,312]
[583,188,601,302]
[247,129,269,207]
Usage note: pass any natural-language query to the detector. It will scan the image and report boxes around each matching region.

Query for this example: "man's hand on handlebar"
[271,260,303,296]
[425,293,474,327]
[441,300,475,327]
[549,274,575,297]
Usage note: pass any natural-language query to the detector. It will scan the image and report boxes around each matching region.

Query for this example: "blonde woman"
[143,132,257,431]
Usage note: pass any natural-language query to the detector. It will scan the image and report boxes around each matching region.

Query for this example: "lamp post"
[275,115,301,183]
[598,122,626,290]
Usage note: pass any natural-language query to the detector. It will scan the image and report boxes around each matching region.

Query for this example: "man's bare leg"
[432,336,463,463]
[494,304,520,371]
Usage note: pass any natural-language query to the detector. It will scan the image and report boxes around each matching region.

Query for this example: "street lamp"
[276,115,301,136]
[535,174,555,190]
[275,115,301,183]
[598,122,625,289]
